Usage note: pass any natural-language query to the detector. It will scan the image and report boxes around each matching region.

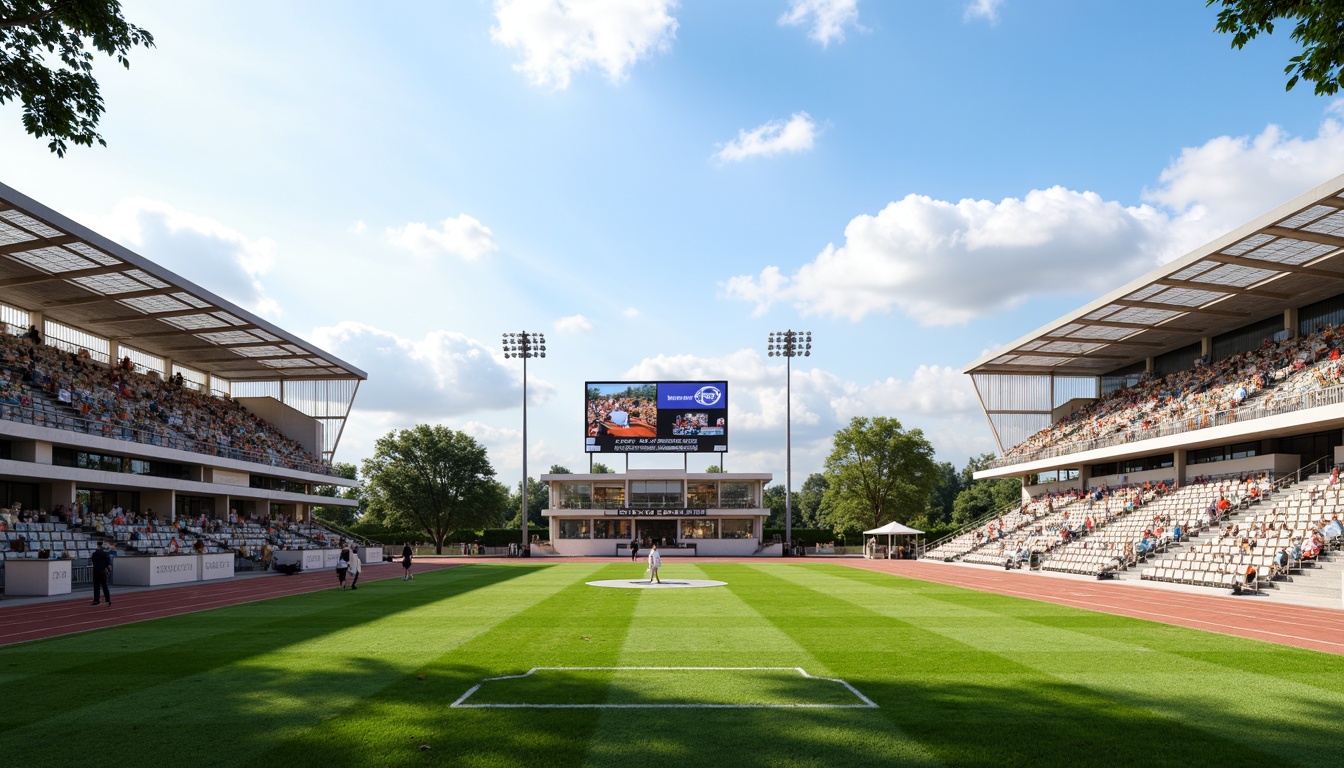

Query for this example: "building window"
[720,482,752,508]
[559,519,592,539]
[681,519,718,539]
[631,481,682,509]
[594,519,631,539]
[562,483,592,508]
[687,482,716,507]
[721,519,754,539]
[593,485,625,509]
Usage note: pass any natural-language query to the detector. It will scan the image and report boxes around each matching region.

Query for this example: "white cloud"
[554,313,593,333]
[725,109,1344,326]
[622,307,640,318]
[349,220,367,235]
[310,321,555,418]
[714,112,818,163]
[779,0,860,47]
[963,0,1003,23]
[623,350,993,472]
[385,214,499,260]
[90,197,281,320]
[491,0,678,89]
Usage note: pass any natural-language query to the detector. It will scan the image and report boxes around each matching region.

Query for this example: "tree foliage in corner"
[362,425,504,554]
[951,453,1023,526]
[312,461,364,528]
[0,0,154,156]
[820,416,939,534]
[1209,0,1344,94]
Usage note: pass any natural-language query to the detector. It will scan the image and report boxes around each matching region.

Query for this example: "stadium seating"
[0,329,327,473]
[1004,325,1344,462]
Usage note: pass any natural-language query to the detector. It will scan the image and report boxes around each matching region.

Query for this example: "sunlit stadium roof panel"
[0,181,366,384]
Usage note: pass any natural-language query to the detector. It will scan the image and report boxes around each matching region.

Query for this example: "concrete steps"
[1266,553,1344,608]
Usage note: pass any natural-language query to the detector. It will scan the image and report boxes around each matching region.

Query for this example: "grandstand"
[956,172,1344,603]
[0,181,367,591]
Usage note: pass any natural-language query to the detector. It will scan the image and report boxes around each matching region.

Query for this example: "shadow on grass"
[0,564,554,765]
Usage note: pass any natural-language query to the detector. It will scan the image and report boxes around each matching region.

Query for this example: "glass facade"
[594,518,631,539]
[559,519,593,538]
[720,482,752,508]
[630,481,682,509]
[680,519,718,539]
[721,519,754,539]
[687,482,716,507]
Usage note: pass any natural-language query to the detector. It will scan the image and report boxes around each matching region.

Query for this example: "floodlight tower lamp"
[502,331,546,549]
[766,330,813,554]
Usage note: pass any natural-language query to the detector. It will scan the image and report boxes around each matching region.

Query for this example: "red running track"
[845,559,1344,656]
[0,560,457,648]
[2,556,1341,655]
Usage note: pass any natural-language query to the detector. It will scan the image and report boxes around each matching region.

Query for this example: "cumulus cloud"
[725,108,1344,325]
[349,220,367,235]
[623,350,994,471]
[779,0,860,47]
[622,307,640,318]
[310,321,555,418]
[491,0,678,89]
[91,197,280,319]
[385,214,499,260]
[714,112,818,164]
[554,313,593,333]
[963,0,1003,23]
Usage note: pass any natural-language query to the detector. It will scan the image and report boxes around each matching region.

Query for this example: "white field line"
[450,666,878,709]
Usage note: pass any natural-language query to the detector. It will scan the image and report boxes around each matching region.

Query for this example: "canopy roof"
[964,173,1344,378]
[0,182,366,383]
[863,521,924,536]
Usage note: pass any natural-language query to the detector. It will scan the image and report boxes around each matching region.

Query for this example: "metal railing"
[990,382,1344,470]
[0,399,337,476]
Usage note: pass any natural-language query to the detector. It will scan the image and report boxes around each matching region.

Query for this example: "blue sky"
[3,0,1343,489]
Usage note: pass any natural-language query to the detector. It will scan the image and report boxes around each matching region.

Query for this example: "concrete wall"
[1023,478,1085,498]
[235,396,322,459]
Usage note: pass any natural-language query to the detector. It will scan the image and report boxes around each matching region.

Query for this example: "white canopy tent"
[863,522,925,559]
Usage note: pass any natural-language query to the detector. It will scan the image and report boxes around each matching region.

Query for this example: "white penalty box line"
[450,666,879,709]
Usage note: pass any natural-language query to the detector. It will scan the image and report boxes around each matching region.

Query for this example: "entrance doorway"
[636,519,677,547]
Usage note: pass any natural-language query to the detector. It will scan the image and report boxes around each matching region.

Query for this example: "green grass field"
[3,562,1344,767]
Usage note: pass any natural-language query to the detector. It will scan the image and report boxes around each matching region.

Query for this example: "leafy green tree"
[1209,0,1344,94]
[361,425,502,554]
[820,416,939,535]
[507,476,550,528]
[951,453,1023,525]
[590,462,615,474]
[763,483,787,527]
[925,460,962,525]
[312,461,364,528]
[704,464,725,473]
[548,464,572,474]
[1,0,155,156]
[794,473,830,528]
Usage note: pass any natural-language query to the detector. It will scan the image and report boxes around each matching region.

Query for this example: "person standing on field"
[401,541,414,581]
[90,540,113,606]
[348,547,362,590]
[646,543,662,584]
[336,546,350,589]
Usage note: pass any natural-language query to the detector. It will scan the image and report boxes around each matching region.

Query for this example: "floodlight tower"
[767,330,811,554]
[502,331,546,550]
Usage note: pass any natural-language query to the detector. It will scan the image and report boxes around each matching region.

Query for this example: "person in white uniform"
[646,543,662,584]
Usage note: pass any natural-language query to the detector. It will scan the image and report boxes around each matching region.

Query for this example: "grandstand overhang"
[965,172,1344,454]
[0,182,366,462]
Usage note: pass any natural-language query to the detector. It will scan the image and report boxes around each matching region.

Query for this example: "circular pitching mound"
[586,579,727,589]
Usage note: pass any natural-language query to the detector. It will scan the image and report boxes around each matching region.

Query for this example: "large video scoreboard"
[584,381,728,454]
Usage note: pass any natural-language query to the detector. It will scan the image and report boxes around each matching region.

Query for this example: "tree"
[820,416,939,535]
[794,473,830,528]
[312,461,364,528]
[951,453,1022,525]
[1209,0,1344,94]
[763,483,787,527]
[704,464,725,473]
[590,462,615,474]
[361,425,502,554]
[925,460,962,525]
[1,0,155,156]
[507,476,549,528]
[549,464,571,474]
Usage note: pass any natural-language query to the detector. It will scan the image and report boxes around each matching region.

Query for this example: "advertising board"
[585,381,728,454]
